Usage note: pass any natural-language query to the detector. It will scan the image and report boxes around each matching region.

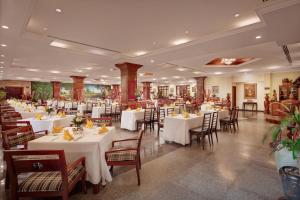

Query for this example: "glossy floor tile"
[1,112,284,200]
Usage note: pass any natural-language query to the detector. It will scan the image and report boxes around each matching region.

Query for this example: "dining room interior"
[1,0,300,199]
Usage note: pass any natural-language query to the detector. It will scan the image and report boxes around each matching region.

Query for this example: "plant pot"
[279,166,300,200]
[275,147,298,171]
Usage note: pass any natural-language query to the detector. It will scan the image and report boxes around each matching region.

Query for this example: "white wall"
[205,76,233,99]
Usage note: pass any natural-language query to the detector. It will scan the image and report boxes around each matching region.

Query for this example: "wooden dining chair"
[4,150,87,200]
[189,113,212,149]
[158,108,166,136]
[151,108,159,131]
[210,112,219,144]
[136,108,152,131]
[1,121,31,131]
[220,108,237,132]
[166,107,175,116]
[90,117,113,126]
[101,104,112,118]
[105,130,144,185]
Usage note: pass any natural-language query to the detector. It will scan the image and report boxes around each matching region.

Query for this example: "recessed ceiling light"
[193,71,202,74]
[1,25,8,29]
[1,54,4,57]
[139,73,144,77]
[101,75,109,78]
[185,30,189,34]
[50,41,68,48]
[0,61,4,64]
[1,44,7,47]
[135,51,147,56]
[43,27,48,31]
[234,13,240,18]
[16,77,24,80]
[172,38,189,46]
[152,41,157,45]
[150,59,155,63]
[173,76,181,79]
[177,68,187,71]
[84,67,93,70]
[0,67,4,69]
[75,69,83,73]
[161,77,167,80]
[255,35,262,39]
[188,80,194,83]
[50,70,61,74]
[239,69,252,72]
[152,78,157,81]
[55,8,62,13]
[214,72,223,75]
[27,68,39,72]
[267,66,280,70]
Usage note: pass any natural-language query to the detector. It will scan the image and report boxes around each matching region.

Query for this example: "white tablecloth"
[77,104,86,115]
[121,110,144,131]
[91,104,117,118]
[28,126,114,185]
[163,114,203,145]
[200,103,215,111]
[20,115,74,132]
[19,111,46,119]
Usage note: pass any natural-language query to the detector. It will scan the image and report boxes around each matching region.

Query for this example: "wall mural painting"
[85,84,111,99]
[31,82,52,101]
[244,83,257,99]
[61,83,72,100]
[212,86,219,95]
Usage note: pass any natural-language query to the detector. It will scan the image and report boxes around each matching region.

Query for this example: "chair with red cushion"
[4,150,87,200]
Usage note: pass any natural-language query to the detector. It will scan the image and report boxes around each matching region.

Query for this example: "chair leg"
[215,130,219,143]
[136,163,141,186]
[190,133,192,147]
[62,191,69,200]
[82,172,87,194]
[139,155,142,169]
[110,166,114,175]
[5,171,9,189]
[202,135,205,150]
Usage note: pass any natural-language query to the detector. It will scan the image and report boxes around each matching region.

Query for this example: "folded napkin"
[171,111,177,117]
[99,124,109,134]
[35,113,43,120]
[127,108,131,111]
[52,126,63,134]
[136,108,142,112]
[85,119,94,128]
[63,130,74,141]
[183,112,190,119]
[57,111,66,118]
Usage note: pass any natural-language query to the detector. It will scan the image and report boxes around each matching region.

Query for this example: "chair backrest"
[159,108,165,121]
[202,113,212,132]
[115,104,121,113]
[144,108,152,122]
[211,112,218,130]
[72,101,78,109]
[137,130,144,152]
[105,104,112,114]
[167,108,174,115]
[234,107,239,120]
[2,121,31,131]
[151,108,158,121]
[178,105,185,114]
[91,117,113,126]
[2,125,35,150]
[229,108,235,120]
[86,102,93,111]
[4,150,68,192]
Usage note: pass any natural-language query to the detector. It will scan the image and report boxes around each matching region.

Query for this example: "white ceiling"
[1,0,300,85]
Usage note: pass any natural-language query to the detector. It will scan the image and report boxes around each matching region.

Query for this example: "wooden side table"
[243,102,258,114]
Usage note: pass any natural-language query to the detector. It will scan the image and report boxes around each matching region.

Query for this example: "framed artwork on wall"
[212,86,219,94]
[244,83,257,99]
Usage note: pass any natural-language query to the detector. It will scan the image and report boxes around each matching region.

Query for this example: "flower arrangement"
[46,107,54,115]
[72,115,84,128]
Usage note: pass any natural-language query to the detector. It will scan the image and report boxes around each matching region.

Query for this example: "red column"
[70,76,86,101]
[51,81,61,99]
[194,77,206,104]
[142,82,151,100]
[115,62,142,104]
[111,84,120,100]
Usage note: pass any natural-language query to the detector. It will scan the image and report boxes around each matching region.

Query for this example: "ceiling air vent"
[282,45,292,64]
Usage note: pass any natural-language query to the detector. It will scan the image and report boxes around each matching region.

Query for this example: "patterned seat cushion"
[18,165,84,192]
[107,150,137,162]
[8,133,35,148]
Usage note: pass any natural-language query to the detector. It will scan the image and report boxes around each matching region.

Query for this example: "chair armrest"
[67,157,85,172]
[112,138,138,147]
[34,130,48,136]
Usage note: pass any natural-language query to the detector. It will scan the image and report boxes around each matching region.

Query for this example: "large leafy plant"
[264,104,300,159]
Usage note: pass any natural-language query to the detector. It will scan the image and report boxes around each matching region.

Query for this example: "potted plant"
[0,90,6,102]
[264,106,300,199]
[46,107,54,115]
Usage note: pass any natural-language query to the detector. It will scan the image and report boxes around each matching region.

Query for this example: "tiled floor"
[1,112,284,199]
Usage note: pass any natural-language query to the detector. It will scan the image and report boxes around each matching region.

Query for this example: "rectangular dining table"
[120,109,145,131]
[28,126,114,193]
[20,115,74,132]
